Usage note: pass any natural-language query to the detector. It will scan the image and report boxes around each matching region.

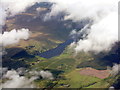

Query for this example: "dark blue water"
[38,39,74,58]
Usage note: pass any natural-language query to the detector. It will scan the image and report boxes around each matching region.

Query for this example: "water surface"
[38,39,73,58]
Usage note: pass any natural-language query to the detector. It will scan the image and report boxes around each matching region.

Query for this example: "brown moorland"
[80,67,110,79]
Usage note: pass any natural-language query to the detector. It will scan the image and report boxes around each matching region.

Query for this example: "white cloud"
[0,0,118,53]
[109,86,115,90]
[45,0,117,21]
[1,68,54,88]
[29,70,54,80]
[0,8,7,26]
[39,70,54,80]
[111,63,120,76]
[45,0,118,53]
[75,12,118,53]
[0,0,45,26]
[2,69,36,88]
[0,0,41,46]
[0,28,30,46]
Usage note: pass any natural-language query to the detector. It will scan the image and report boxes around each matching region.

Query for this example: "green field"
[3,40,114,88]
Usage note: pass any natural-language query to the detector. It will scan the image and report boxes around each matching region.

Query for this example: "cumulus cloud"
[29,70,54,80]
[0,28,30,46]
[0,0,45,26]
[109,86,115,90]
[39,70,54,80]
[0,0,118,53]
[111,64,120,76]
[1,69,36,88]
[0,0,38,56]
[75,12,118,53]
[0,8,7,26]
[45,0,118,53]
[45,0,117,21]
[36,7,48,12]
[1,68,54,88]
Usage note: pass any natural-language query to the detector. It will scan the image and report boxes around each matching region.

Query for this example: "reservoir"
[38,39,74,58]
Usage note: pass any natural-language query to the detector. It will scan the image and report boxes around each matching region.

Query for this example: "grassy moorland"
[2,3,118,88]
[22,47,112,88]
[3,39,115,88]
